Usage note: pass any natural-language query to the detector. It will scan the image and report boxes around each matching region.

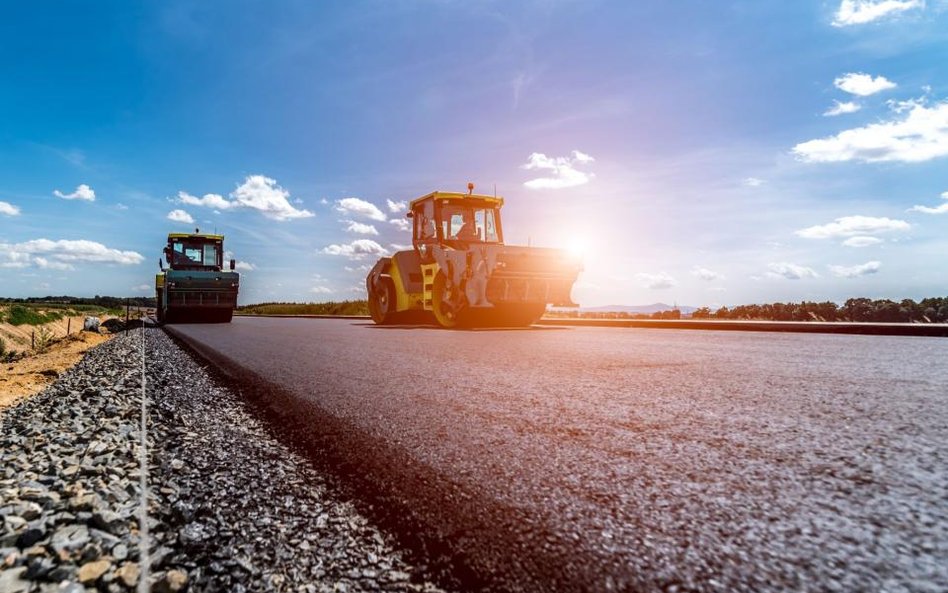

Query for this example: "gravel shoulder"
[1,328,446,592]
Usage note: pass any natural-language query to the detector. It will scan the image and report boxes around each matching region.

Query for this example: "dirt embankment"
[0,316,117,410]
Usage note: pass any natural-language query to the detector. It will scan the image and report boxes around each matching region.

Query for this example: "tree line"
[0,295,158,309]
[691,297,948,323]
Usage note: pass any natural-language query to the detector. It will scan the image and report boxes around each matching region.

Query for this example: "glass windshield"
[171,241,220,267]
[439,205,500,243]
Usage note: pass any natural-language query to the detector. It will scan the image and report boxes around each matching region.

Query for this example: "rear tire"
[369,279,398,325]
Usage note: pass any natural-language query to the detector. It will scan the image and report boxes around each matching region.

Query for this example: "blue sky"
[1,0,947,307]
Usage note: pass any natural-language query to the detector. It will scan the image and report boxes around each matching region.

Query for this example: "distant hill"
[578,303,698,315]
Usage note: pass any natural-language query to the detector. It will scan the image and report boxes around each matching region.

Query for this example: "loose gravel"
[1,328,447,593]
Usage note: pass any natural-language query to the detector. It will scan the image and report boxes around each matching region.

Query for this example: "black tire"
[369,279,398,325]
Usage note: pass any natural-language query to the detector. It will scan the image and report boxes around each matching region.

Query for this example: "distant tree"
[692,307,711,319]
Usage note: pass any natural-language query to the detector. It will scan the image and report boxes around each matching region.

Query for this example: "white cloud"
[344,264,371,273]
[53,184,95,201]
[389,218,411,232]
[344,221,379,235]
[742,177,765,187]
[636,272,676,289]
[176,176,314,221]
[132,284,151,292]
[829,261,882,278]
[834,73,897,96]
[311,286,334,294]
[0,238,144,269]
[832,0,925,26]
[386,199,407,213]
[691,267,723,281]
[321,239,388,260]
[909,190,948,214]
[0,201,20,216]
[796,215,910,239]
[231,175,313,220]
[767,262,819,280]
[335,198,386,222]
[389,243,412,251]
[167,209,195,224]
[824,101,862,117]
[235,261,256,271]
[842,236,884,247]
[115,203,129,210]
[522,150,595,190]
[34,257,74,271]
[793,101,948,163]
[177,191,233,210]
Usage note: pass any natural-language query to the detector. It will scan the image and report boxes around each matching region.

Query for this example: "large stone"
[77,558,111,584]
[0,567,29,593]
[115,561,140,587]
[50,524,90,553]
[152,568,188,593]
[83,317,100,332]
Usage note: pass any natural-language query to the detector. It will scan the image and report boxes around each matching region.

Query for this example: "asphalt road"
[166,318,948,593]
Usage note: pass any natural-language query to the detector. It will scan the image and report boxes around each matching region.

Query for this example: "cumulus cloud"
[167,209,195,224]
[834,73,897,96]
[793,101,948,163]
[691,267,723,281]
[177,191,233,210]
[34,257,74,271]
[824,101,862,117]
[767,262,819,280]
[909,190,948,214]
[53,184,95,201]
[0,239,143,269]
[829,261,882,278]
[311,286,333,294]
[389,218,411,232]
[335,198,386,222]
[389,243,411,251]
[832,0,925,26]
[796,215,910,239]
[0,201,20,216]
[321,239,388,260]
[176,176,313,221]
[386,199,407,213]
[344,221,379,235]
[132,284,152,292]
[522,150,595,190]
[742,177,765,187]
[231,175,314,220]
[235,261,255,271]
[636,272,676,290]
[843,236,884,247]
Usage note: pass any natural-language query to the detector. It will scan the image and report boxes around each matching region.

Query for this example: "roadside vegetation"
[236,300,370,316]
[692,297,948,323]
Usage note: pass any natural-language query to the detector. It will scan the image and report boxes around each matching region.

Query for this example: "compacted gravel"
[1,328,446,593]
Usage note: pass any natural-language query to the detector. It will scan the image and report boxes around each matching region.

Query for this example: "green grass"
[2,305,66,326]
[236,300,370,316]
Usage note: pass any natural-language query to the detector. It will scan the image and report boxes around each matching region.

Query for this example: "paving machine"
[366,185,582,328]
[156,230,239,323]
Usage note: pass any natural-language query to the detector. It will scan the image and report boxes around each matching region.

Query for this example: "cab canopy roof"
[409,191,504,210]
[167,232,224,241]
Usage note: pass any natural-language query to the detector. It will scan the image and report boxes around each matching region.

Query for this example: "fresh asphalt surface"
[166,318,947,593]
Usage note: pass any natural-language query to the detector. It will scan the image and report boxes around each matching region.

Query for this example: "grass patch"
[237,300,369,316]
[2,305,66,326]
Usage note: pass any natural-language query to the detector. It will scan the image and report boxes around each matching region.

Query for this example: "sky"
[1,0,947,308]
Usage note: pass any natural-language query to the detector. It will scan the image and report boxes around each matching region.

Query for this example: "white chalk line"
[137,325,152,593]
